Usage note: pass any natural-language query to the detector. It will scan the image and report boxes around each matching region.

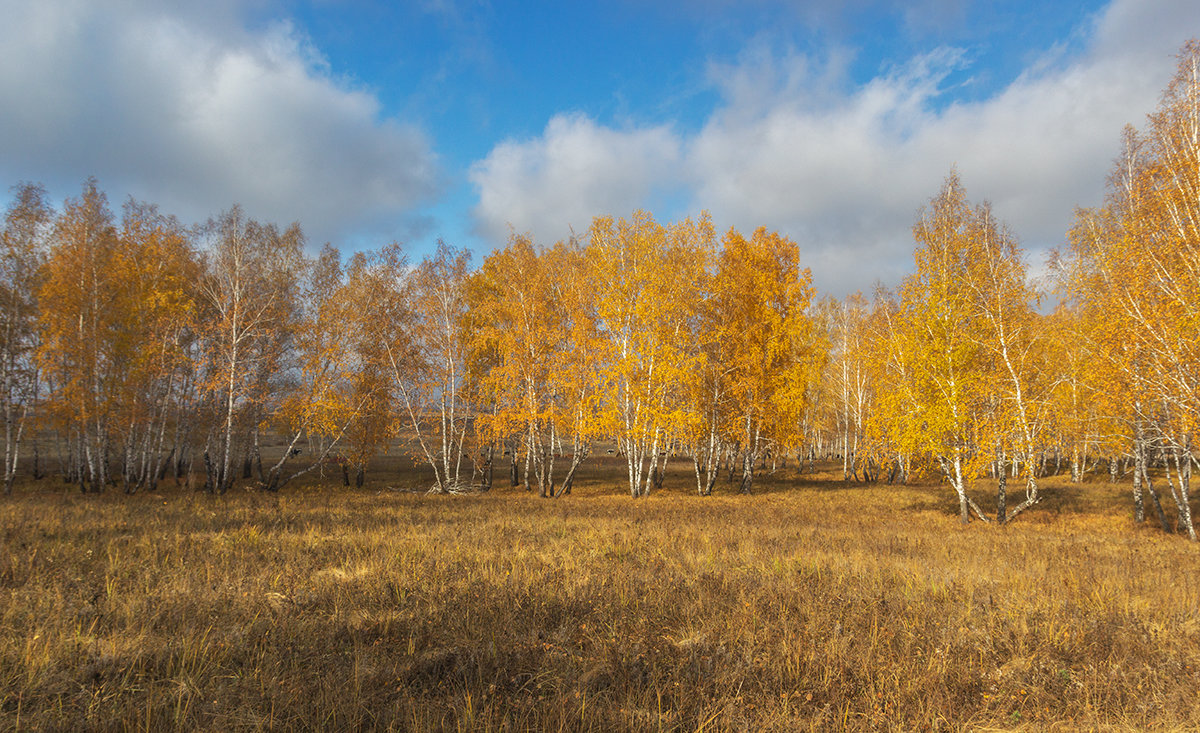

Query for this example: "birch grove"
[4,41,1200,541]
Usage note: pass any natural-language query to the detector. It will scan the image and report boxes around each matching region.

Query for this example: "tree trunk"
[523,427,533,493]
[1170,445,1196,541]
[643,430,662,497]
[996,453,1007,524]
[940,454,971,524]
[955,456,969,524]
[203,451,215,494]
[1132,431,1147,523]
[740,448,754,495]
[555,445,589,498]
[1143,459,1171,532]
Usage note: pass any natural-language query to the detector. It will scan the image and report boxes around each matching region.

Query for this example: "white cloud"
[468,0,1200,296]
[0,0,440,245]
[469,113,681,244]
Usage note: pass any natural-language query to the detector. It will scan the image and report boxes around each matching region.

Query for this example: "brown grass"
[2,459,1199,731]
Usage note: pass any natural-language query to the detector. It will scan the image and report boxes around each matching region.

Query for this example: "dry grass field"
[2,456,1200,731]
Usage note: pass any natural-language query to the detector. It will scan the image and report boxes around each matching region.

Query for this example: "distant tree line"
[3,42,1200,539]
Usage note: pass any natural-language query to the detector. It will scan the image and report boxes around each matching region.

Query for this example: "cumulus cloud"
[469,113,681,244]
[469,0,1200,296]
[689,0,1196,294]
[0,0,440,245]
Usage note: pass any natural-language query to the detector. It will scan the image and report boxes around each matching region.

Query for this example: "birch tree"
[826,293,871,481]
[962,202,1048,522]
[0,183,51,493]
[340,246,406,487]
[588,211,709,497]
[709,226,818,493]
[392,241,473,493]
[260,244,377,490]
[1059,42,1200,539]
[39,179,122,492]
[196,207,303,494]
[111,200,200,493]
[470,235,602,497]
[878,173,1048,523]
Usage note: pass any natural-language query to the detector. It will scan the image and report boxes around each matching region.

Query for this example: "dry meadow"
[2,457,1199,731]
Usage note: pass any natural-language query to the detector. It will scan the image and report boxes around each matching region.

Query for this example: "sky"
[1,0,1197,296]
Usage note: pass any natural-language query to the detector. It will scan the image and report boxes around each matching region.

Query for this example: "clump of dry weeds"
[1,463,1199,731]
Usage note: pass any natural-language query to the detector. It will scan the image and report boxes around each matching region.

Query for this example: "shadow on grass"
[891,474,1146,523]
[10,451,1170,534]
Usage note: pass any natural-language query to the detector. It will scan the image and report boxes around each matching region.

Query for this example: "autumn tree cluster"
[0,184,822,501]
[1055,40,1200,540]
[4,42,1200,538]
[3,186,412,496]
[814,173,1049,527]
[805,42,1200,537]
[468,214,821,499]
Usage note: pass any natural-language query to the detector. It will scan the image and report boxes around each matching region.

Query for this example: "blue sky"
[1,0,1197,294]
